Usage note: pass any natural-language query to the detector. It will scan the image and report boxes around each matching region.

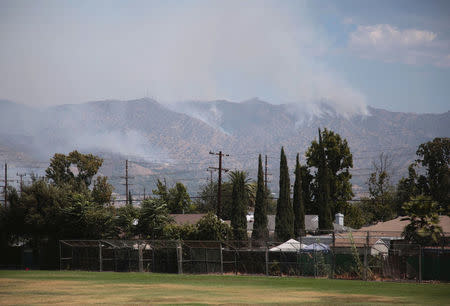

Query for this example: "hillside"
[0,98,448,195]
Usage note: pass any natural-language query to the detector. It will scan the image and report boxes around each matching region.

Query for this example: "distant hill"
[0,98,448,195]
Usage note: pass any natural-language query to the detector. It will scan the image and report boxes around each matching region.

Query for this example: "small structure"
[269,239,306,252]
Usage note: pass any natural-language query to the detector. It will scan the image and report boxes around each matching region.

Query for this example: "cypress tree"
[252,154,269,241]
[293,153,305,237]
[275,147,294,241]
[230,171,248,241]
[317,129,333,230]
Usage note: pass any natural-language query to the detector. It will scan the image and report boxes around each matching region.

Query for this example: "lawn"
[0,270,449,305]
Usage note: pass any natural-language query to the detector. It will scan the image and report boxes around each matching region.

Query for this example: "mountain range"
[0,98,449,196]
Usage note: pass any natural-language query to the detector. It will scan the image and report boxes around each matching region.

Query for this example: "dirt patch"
[0,278,401,305]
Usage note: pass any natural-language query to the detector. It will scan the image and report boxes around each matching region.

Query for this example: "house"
[170,214,207,225]
[247,213,351,239]
[358,216,450,236]
[333,216,450,255]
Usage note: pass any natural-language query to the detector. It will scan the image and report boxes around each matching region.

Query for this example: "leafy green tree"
[416,137,450,213]
[45,153,73,186]
[396,164,421,214]
[162,223,197,240]
[20,179,68,239]
[195,181,216,213]
[360,153,396,223]
[92,176,114,206]
[168,182,191,213]
[293,153,305,236]
[0,187,25,246]
[252,154,269,241]
[153,180,192,213]
[402,195,443,245]
[195,181,233,219]
[46,151,103,188]
[306,128,353,218]
[230,170,249,241]
[83,204,117,238]
[343,203,365,229]
[115,204,139,239]
[136,198,173,239]
[57,192,116,239]
[275,147,294,240]
[196,212,232,241]
[152,179,169,203]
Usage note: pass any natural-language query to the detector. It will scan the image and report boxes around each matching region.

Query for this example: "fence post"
[363,231,369,281]
[234,250,237,275]
[59,241,62,271]
[418,244,422,283]
[265,244,269,276]
[138,244,143,273]
[204,247,208,273]
[98,241,103,272]
[177,241,183,274]
[220,242,224,275]
[114,249,117,272]
[299,236,302,276]
[152,241,155,273]
[332,231,335,279]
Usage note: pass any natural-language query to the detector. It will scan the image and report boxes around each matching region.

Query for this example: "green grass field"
[0,270,449,305]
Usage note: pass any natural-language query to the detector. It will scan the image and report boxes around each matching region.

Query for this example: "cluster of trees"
[1,135,447,248]
[273,128,354,240]
[353,137,449,234]
[0,151,116,250]
[218,133,448,244]
[0,151,233,250]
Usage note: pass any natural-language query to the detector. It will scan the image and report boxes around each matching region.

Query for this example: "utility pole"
[209,151,229,219]
[4,163,7,208]
[125,160,129,204]
[121,160,133,205]
[143,187,146,200]
[265,155,268,190]
[264,155,272,192]
[17,172,26,195]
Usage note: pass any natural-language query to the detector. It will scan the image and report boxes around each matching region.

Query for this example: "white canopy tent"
[269,239,307,252]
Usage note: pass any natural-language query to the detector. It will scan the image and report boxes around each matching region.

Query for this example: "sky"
[0,0,449,114]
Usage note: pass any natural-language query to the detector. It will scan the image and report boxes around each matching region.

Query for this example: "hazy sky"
[1,0,449,113]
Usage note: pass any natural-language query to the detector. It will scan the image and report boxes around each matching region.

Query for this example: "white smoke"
[0,1,367,117]
[148,1,368,116]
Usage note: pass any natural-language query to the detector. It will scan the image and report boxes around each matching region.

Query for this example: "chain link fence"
[59,231,450,282]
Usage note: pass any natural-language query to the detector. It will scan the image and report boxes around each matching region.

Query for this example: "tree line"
[0,132,448,250]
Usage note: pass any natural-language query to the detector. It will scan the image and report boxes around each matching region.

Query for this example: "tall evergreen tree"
[252,154,269,241]
[275,147,294,241]
[230,171,248,241]
[300,165,314,214]
[293,153,305,237]
[317,129,333,230]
